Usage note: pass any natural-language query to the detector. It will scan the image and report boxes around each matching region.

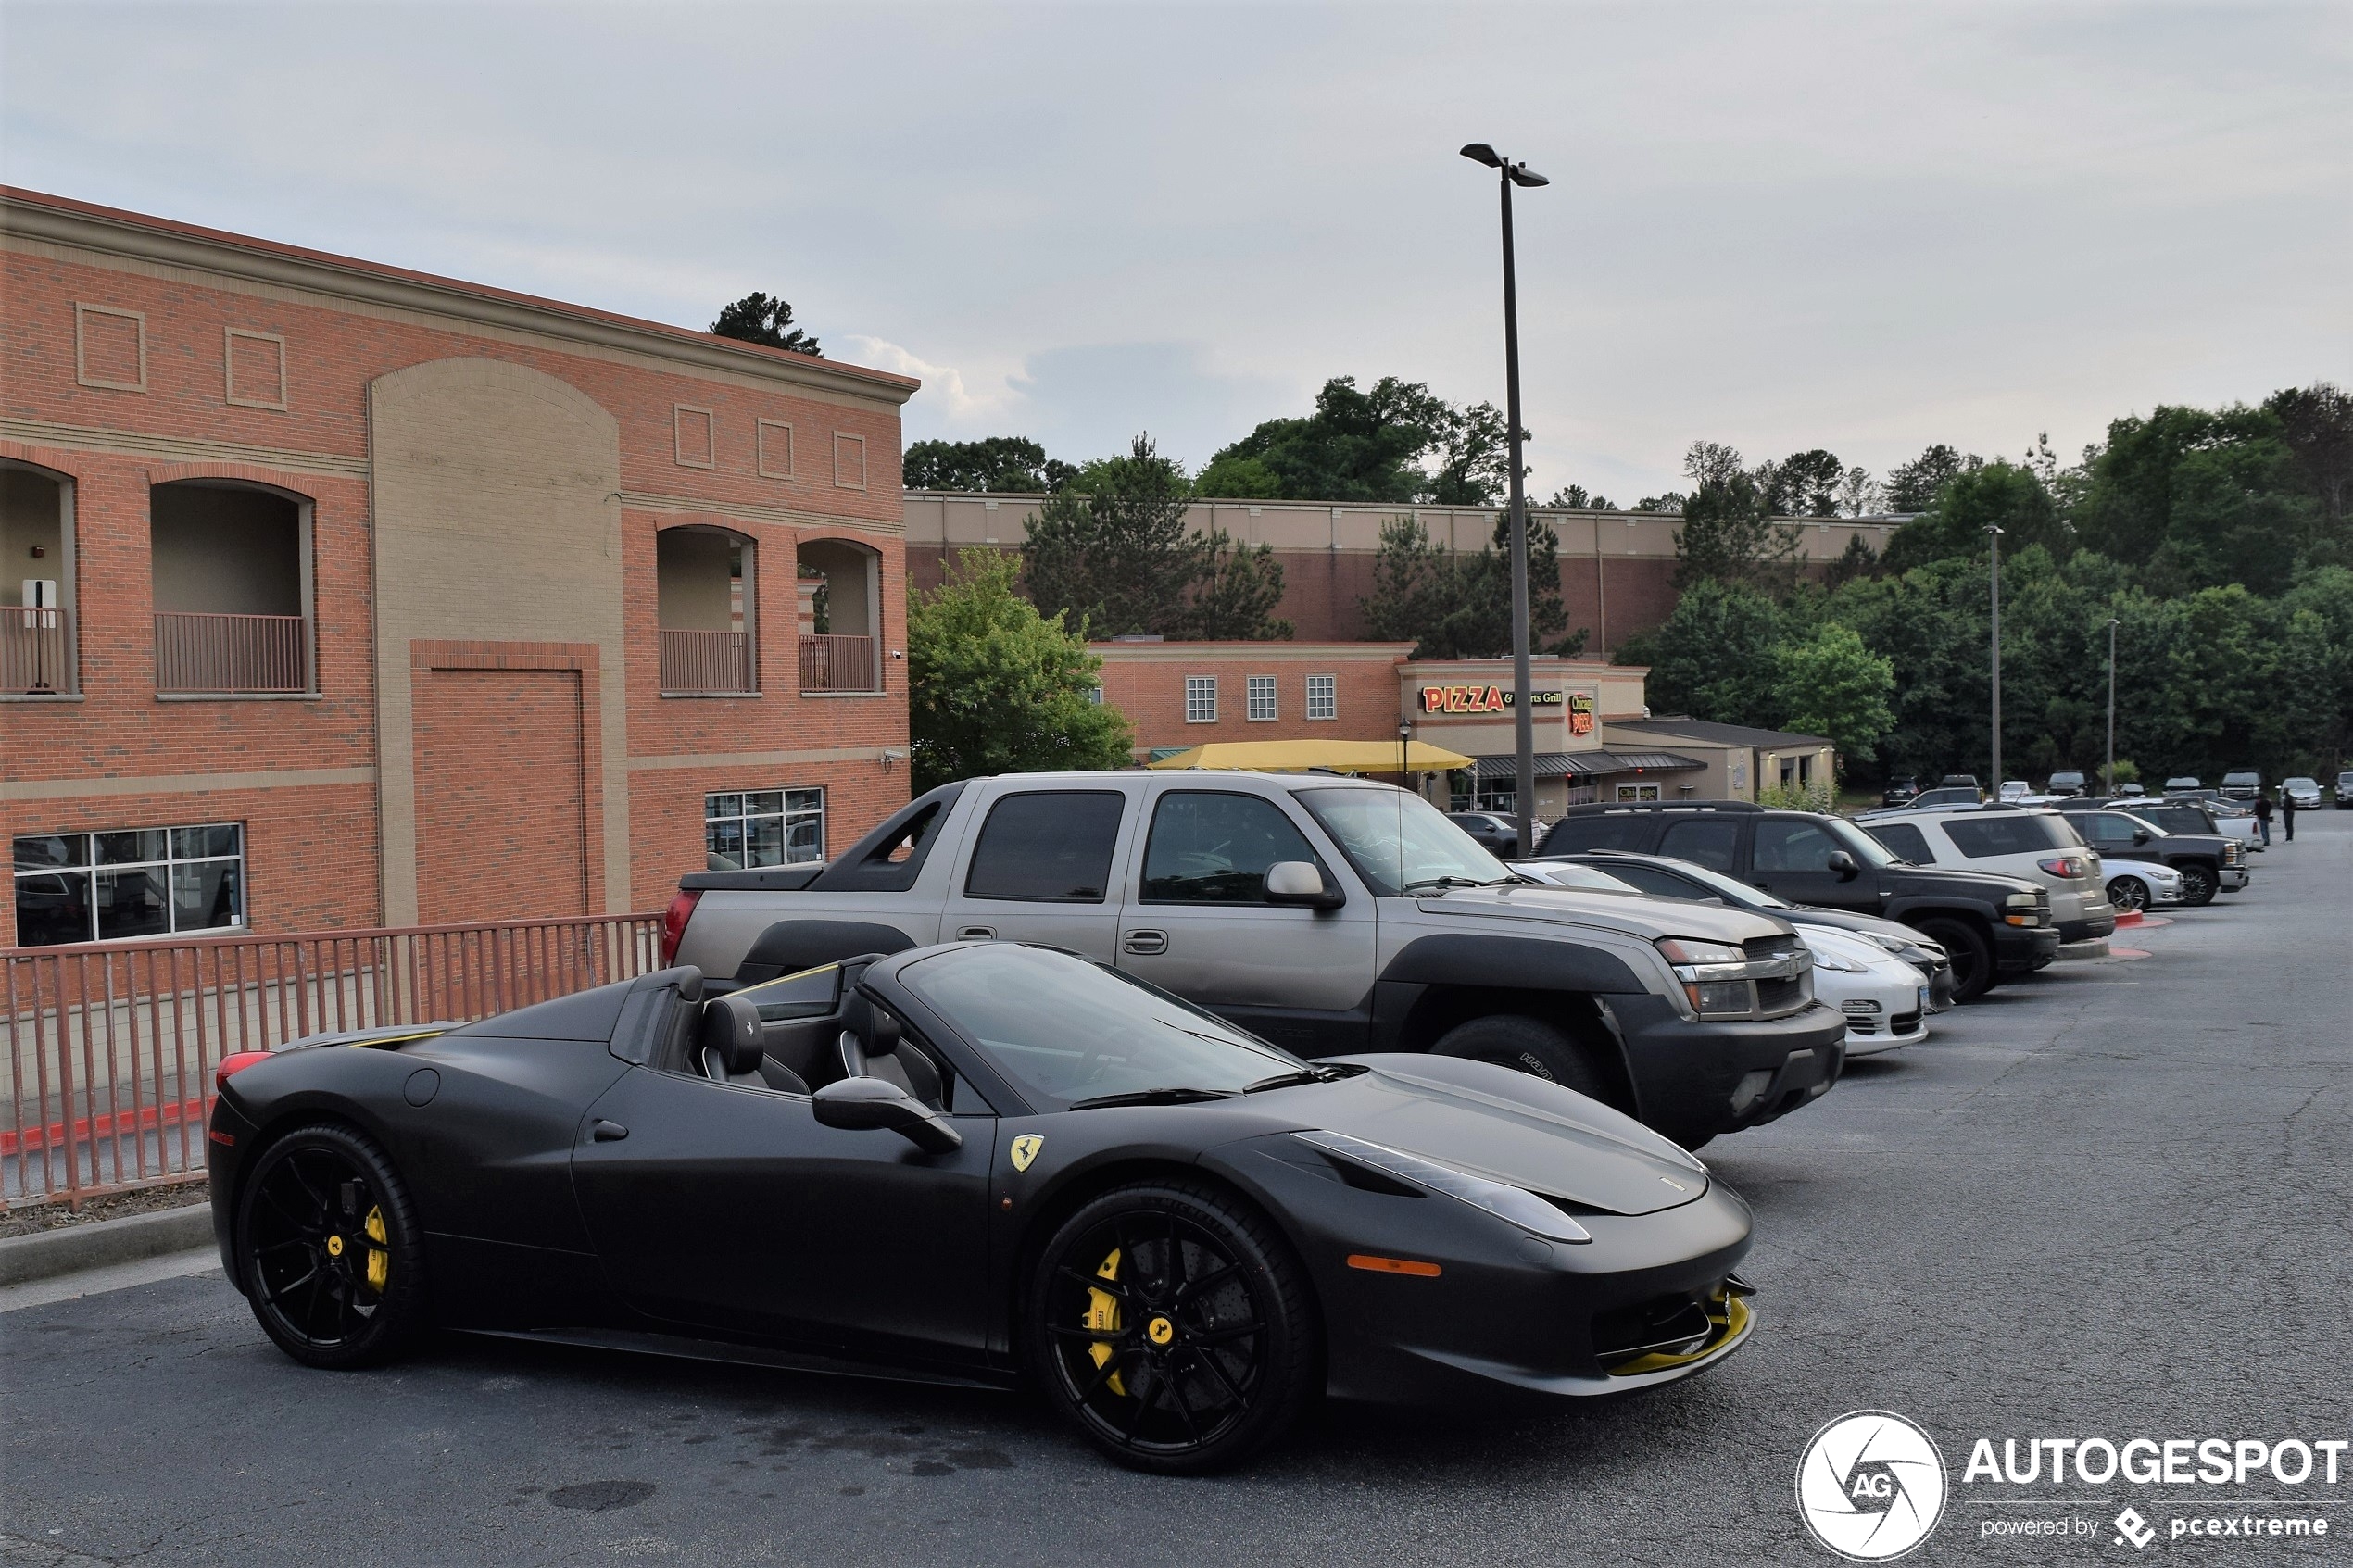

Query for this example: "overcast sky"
[5,2,2346,500]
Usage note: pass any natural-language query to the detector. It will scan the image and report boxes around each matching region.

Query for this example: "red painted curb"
[2115,910,2145,927]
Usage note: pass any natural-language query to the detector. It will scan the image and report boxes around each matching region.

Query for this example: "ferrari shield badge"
[1010,1134,1044,1172]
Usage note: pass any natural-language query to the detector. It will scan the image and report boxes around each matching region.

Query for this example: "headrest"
[698,994,763,1075]
[842,990,901,1057]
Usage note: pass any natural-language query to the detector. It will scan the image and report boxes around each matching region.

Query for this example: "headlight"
[1811,947,1869,973]
[2003,891,2043,926]
[1292,1129,1594,1243]
[1655,936,1808,1019]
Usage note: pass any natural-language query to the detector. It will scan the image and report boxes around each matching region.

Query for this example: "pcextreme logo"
[1796,1411,1949,1561]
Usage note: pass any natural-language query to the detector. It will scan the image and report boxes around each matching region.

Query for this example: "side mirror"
[812,1076,963,1155]
[1264,860,1345,910]
[1826,849,1860,881]
[2132,829,2152,845]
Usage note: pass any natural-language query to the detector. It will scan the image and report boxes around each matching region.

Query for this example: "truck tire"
[2175,862,2219,906]
[1431,1015,1612,1104]
[1913,916,1995,1002]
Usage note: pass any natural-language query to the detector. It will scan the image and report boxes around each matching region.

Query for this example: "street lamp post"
[1987,523,2005,793]
[1461,142,1548,856]
[2105,616,2120,796]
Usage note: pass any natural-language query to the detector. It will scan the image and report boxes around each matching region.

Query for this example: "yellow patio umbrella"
[1145,738,1474,773]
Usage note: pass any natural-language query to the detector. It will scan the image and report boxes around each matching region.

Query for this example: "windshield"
[1824,817,1905,869]
[896,944,1302,1110]
[1296,787,1514,896]
[1653,858,1793,909]
[1518,861,1644,893]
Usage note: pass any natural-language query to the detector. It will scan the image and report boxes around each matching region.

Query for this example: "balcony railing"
[659,628,755,695]
[154,612,309,694]
[2,607,74,696]
[799,633,877,693]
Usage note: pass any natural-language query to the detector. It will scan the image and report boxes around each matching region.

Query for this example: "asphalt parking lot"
[5,814,2347,1567]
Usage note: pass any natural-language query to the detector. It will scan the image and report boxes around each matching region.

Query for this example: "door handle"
[591,1119,629,1142]
[1123,929,1168,956]
[955,925,996,941]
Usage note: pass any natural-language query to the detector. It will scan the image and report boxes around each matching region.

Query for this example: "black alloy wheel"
[2175,862,2219,907]
[2106,875,2149,914]
[236,1123,428,1369]
[1914,917,1995,1002]
[1028,1181,1317,1474]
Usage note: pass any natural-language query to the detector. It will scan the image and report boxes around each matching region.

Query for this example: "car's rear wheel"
[1913,917,1995,1001]
[2106,875,2148,914]
[1027,1180,1318,1474]
[236,1122,428,1369]
[2176,862,2219,906]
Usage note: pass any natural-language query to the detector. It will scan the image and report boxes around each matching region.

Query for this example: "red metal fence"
[2,606,75,695]
[658,627,754,694]
[154,611,309,694]
[3,912,662,1209]
[799,633,876,693]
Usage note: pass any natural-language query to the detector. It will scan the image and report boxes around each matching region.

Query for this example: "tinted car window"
[1941,814,2075,859]
[1602,862,1715,901]
[1541,815,1654,854]
[1752,820,1840,872]
[1867,822,1936,865]
[1142,792,1326,904]
[1657,818,1740,872]
[2138,805,2209,834]
[900,945,1300,1110]
[2079,812,2156,847]
[964,791,1125,902]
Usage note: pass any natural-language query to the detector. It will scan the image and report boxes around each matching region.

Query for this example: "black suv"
[2055,799,2249,905]
[1538,800,2059,1000]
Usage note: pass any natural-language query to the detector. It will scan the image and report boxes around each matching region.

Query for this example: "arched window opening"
[2,462,75,695]
[796,538,881,693]
[149,481,312,694]
[657,526,757,695]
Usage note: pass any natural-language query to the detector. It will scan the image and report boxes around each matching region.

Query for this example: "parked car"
[2220,770,2262,800]
[1997,781,2032,803]
[2338,771,2353,809]
[2045,771,2087,797]
[1940,774,1982,792]
[2114,782,2146,797]
[209,943,1761,1473]
[669,772,1849,1149]
[1854,805,2115,942]
[2065,809,2248,907]
[2163,776,2202,794]
[1520,850,1956,1013]
[2282,777,2322,811]
[1892,786,1985,810]
[1793,925,1933,1055]
[1535,801,2056,1002]
[2078,853,2183,914]
[2152,795,2264,854]
[1446,811,1523,856]
[1881,776,1921,808]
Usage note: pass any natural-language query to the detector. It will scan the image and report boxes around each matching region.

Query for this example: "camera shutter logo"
[1795,1411,1947,1560]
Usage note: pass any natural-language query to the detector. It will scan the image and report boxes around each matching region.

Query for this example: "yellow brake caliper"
[362,1205,390,1293]
[1085,1248,1126,1396]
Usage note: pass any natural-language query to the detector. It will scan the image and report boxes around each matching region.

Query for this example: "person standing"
[2253,789,2274,847]
[2281,788,2297,842]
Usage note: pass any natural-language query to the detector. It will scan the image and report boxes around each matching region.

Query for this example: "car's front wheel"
[235,1122,429,1370]
[2176,862,2219,906]
[1913,917,1995,1001]
[2106,875,2148,914]
[1027,1180,1319,1474]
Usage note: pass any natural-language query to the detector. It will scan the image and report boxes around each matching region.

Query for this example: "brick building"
[909,491,1908,651]
[2,188,916,947]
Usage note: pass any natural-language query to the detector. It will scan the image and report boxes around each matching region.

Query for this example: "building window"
[1086,685,1104,705]
[1305,674,1337,721]
[13,823,245,947]
[1246,675,1277,721]
[1185,676,1217,722]
[705,789,824,870]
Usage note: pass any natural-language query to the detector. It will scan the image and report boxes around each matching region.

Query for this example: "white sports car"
[1797,925,1931,1056]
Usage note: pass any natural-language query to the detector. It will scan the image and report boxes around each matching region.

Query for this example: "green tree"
[1762,448,1847,517]
[902,436,1075,493]
[907,550,1133,790]
[2070,403,2319,595]
[1672,443,1805,592]
[1023,434,1290,640]
[1622,578,1786,723]
[1425,399,1512,506]
[1773,625,1895,763]
[1547,483,1618,510]
[1199,376,1447,502]
[709,293,820,356]
[1358,514,1579,659]
[2266,383,2352,531]
[1884,444,1977,512]
[1881,460,2067,573]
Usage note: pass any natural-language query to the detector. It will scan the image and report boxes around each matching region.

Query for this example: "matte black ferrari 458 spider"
[208,941,1755,1472]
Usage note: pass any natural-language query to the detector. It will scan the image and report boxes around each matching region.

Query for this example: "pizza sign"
[1568,692,1595,736]
[1419,685,1565,714]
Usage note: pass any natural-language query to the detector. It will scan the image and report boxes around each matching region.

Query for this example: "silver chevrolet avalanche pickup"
[665,771,1848,1148]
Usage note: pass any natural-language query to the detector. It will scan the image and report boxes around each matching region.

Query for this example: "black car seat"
[698,994,810,1094]
[837,991,943,1108]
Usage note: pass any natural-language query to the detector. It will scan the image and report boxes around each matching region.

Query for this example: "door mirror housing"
[2131,829,2152,845]
[1264,860,1345,910]
[1825,849,1860,881]
[812,1076,963,1154]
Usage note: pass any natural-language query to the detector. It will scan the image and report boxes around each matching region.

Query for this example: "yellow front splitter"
[1602,1288,1751,1378]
